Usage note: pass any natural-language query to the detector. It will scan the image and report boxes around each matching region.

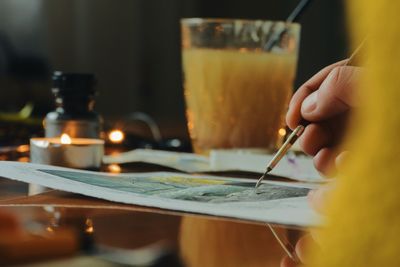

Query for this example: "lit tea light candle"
[61,133,72,144]
[108,129,125,144]
[30,134,104,170]
[278,128,287,137]
[107,163,121,173]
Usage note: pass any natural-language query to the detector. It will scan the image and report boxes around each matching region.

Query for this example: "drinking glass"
[181,18,300,154]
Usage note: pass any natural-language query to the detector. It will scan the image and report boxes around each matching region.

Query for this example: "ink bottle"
[44,72,103,138]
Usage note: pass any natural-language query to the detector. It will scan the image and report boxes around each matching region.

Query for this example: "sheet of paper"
[103,149,324,182]
[103,149,211,173]
[0,161,321,227]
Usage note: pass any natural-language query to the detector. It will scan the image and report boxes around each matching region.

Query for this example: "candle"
[30,134,104,170]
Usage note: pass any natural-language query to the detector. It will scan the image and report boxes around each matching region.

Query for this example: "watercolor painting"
[39,169,309,204]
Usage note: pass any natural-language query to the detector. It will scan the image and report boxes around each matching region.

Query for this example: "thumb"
[300,66,361,122]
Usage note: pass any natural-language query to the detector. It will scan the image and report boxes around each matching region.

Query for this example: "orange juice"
[182,48,297,154]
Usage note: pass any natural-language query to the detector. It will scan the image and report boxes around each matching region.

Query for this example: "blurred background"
[0,0,348,145]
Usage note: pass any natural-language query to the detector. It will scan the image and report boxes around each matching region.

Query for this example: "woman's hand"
[286,60,361,175]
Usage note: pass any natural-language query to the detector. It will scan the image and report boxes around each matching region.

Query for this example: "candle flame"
[85,218,94,234]
[108,129,125,143]
[108,164,121,173]
[16,144,30,153]
[278,128,287,137]
[60,134,72,144]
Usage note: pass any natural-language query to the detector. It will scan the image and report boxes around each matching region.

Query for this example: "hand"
[286,60,362,175]
[280,185,334,267]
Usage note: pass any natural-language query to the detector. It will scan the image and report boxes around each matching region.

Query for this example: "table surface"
[0,159,304,267]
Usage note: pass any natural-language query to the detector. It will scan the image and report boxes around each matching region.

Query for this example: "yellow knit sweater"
[310,0,400,266]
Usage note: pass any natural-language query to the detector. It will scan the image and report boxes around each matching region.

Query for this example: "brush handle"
[266,125,305,170]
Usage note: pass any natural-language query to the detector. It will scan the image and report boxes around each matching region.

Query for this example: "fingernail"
[302,92,317,113]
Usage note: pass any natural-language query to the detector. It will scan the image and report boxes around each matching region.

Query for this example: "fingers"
[280,234,319,267]
[307,183,336,214]
[280,255,299,267]
[298,123,332,156]
[312,147,351,176]
[301,66,361,122]
[313,147,338,176]
[295,111,349,175]
[286,60,347,129]
[335,151,349,170]
[295,234,316,264]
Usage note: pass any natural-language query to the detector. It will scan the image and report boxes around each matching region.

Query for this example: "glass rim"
[180,17,300,26]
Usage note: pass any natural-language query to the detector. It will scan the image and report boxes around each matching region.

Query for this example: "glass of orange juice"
[181,18,300,154]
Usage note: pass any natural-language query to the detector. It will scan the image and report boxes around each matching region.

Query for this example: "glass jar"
[44,72,103,138]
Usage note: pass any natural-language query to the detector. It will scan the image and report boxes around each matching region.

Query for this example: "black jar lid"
[52,71,97,96]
